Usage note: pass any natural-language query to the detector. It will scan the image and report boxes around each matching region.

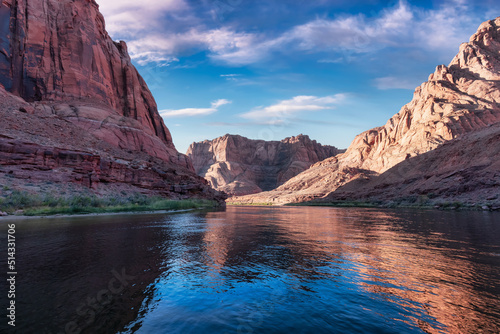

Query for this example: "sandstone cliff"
[230,17,500,206]
[0,0,224,202]
[187,134,343,196]
[323,123,500,208]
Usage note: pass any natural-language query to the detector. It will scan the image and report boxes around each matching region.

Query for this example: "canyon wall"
[0,0,171,147]
[187,134,343,196]
[0,0,224,202]
[230,17,500,206]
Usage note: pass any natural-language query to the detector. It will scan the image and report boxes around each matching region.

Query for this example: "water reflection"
[122,207,500,333]
[0,214,175,333]
[1,207,499,333]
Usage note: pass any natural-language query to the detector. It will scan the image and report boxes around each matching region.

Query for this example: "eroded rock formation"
[0,0,170,146]
[230,17,500,205]
[0,0,224,202]
[187,134,343,196]
[324,123,500,208]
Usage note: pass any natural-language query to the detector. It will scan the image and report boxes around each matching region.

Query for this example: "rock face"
[0,0,171,147]
[0,0,224,202]
[230,17,500,205]
[0,90,215,198]
[187,134,343,196]
[324,123,500,208]
[0,0,180,161]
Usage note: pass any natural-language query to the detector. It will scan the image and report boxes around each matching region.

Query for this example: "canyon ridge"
[229,16,500,208]
[187,134,344,196]
[0,0,225,203]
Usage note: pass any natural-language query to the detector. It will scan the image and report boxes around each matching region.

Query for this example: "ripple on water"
[1,207,499,333]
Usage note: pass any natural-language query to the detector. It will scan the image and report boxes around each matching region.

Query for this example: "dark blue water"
[1,206,500,333]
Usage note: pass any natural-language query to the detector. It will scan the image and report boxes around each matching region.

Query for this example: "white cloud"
[220,74,241,82]
[220,74,241,78]
[132,52,179,66]
[285,16,372,53]
[413,1,476,52]
[160,99,231,118]
[282,0,473,58]
[373,76,424,90]
[211,0,475,65]
[318,58,345,64]
[96,0,188,36]
[123,28,266,66]
[241,94,346,122]
[211,99,232,108]
[98,0,482,67]
[126,30,202,60]
[97,0,186,13]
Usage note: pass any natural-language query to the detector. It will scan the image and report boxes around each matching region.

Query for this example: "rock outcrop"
[323,123,500,208]
[187,134,343,196]
[0,0,171,146]
[0,0,224,202]
[230,17,500,205]
[0,89,215,199]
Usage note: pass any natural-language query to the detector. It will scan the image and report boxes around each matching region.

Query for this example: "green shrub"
[0,190,217,216]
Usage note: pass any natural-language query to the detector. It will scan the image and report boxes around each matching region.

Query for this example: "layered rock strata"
[0,0,224,202]
[0,86,221,200]
[230,17,500,205]
[324,123,500,208]
[187,134,343,196]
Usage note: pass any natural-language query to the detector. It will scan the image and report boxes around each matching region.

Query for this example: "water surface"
[1,207,499,333]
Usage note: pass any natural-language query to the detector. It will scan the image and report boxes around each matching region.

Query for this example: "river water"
[1,206,499,333]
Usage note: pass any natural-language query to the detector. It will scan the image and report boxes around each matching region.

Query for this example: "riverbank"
[0,190,220,217]
[227,199,500,211]
[0,207,218,221]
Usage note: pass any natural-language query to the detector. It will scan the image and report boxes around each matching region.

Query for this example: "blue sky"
[97,0,500,152]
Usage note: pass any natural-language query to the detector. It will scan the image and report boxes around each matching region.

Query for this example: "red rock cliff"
[230,17,500,205]
[0,0,225,203]
[0,0,172,147]
[187,134,344,196]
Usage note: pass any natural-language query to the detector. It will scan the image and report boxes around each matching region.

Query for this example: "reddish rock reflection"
[202,206,500,333]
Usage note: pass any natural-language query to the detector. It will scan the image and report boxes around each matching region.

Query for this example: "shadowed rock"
[230,17,500,205]
[187,134,344,196]
[0,0,225,202]
[322,122,500,207]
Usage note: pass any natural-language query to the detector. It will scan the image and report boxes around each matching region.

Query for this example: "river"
[1,206,499,333]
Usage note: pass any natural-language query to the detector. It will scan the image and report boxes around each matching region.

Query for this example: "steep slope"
[0,0,179,160]
[187,134,343,196]
[0,0,224,202]
[230,17,500,205]
[323,122,500,208]
[0,0,170,141]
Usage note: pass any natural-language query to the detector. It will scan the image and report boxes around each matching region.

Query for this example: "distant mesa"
[0,0,225,202]
[230,17,500,207]
[187,134,345,196]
